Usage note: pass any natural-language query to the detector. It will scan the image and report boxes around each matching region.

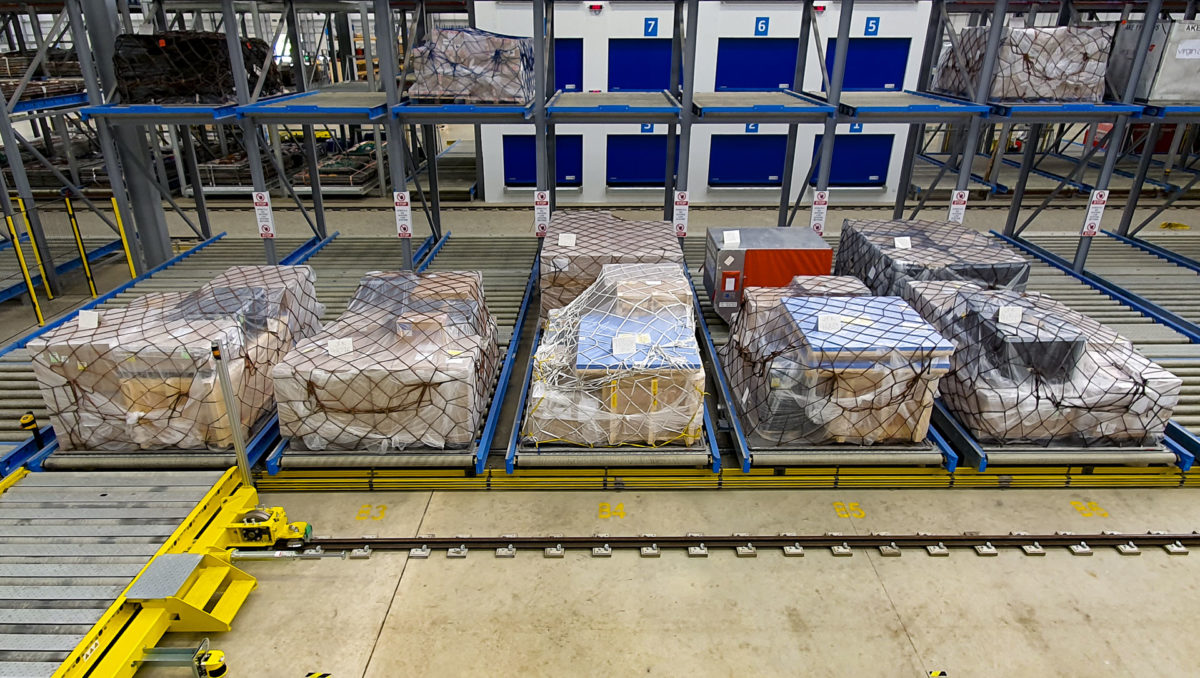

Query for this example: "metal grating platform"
[0,470,221,677]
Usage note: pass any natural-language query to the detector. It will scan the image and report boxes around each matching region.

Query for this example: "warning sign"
[673,190,689,237]
[253,191,275,239]
[394,191,412,238]
[809,190,829,236]
[1080,189,1108,237]
[534,190,550,237]
[947,189,968,224]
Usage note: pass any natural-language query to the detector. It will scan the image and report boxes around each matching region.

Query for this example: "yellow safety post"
[13,197,52,300]
[111,197,137,279]
[4,214,43,325]
[64,197,97,297]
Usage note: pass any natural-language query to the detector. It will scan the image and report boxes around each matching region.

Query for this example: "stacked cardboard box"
[272,271,499,451]
[523,263,705,447]
[835,218,1030,296]
[540,211,685,318]
[902,280,1181,446]
[30,266,323,451]
[723,292,952,446]
[409,27,534,103]
[934,26,1114,102]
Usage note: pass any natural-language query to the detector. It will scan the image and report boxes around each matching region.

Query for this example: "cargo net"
[0,48,81,77]
[0,77,84,102]
[113,32,284,104]
[522,263,706,448]
[834,218,1031,297]
[900,281,1181,446]
[540,211,685,319]
[721,278,952,447]
[29,266,324,452]
[273,271,500,452]
[933,26,1114,102]
[408,27,534,104]
[196,143,304,187]
[292,140,385,187]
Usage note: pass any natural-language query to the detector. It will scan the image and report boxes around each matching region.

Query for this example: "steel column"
[374,0,413,268]
[953,0,1009,201]
[0,96,59,294]
[893,0,946,219]
[1003,123,1042,236]
[812,0,856,203]
[673,0,699,192]
[533,0,549,197]
[285,0,328,239]
[1116,123,1162,236]
[778,0,813,226]
[663,0,685,219]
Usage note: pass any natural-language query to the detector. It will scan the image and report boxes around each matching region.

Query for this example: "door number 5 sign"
[253,191,275,239]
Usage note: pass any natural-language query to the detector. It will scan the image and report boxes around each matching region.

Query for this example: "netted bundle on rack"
[0,77,85,102]
[113,32,283,104]
[541,211,685,318]
[409,27,534,103]
[523,263,705,447]
[901,281,1180,446]
[196,145,303,186]
[728,276,871,348]
[292,140,384,187]
[273,271,499,451]
[933,26,1114,102]
[721,292,952,447]
[835,218,1030,297]
[29,266,324,451]
[0,48,81,77]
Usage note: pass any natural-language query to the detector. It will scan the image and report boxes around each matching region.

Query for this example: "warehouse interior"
[1,0,1200,676]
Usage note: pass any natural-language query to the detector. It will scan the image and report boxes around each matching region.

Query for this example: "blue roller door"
[608,38,676,91]
[709,134,788,186]
[555,38,583,92]
[502,134,584,187]
[606,135,679,186]
[823,37,910,91]
[810,134,893,187]
[715,38,800,90]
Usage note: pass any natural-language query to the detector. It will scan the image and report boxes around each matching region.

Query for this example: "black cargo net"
[114,32,283,104]
[30,266,324,451]
[274,271,499,452]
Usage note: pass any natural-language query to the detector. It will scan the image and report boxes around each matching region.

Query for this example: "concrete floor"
[139,486,1200,678]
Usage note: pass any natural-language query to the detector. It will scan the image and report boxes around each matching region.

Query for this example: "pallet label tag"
[894,236,911,250]
[393,191,412,239]
[997,305,1022,326]
[723,229,740,246]
[534,190,550,237]
[1080,189,1108,237]
[253,191,275,239]
[327,337,353,357]
[77,310,99,330]
[557,233,576,247]
[817,314,844,333]
[810,190,829,236]
[947,189,968,224]
[673,191,689,237]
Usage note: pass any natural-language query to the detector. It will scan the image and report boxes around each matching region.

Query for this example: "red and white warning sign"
[809,190,829,236]
[533,190,550,237]
[673,190,689,237]
[1080,189,1108,237]
[947,189,969,224]
[253,191,275,239]
[393,191,412,238]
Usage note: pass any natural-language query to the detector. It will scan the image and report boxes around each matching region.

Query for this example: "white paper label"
[719,302,737,308]
[534,190,550,237]
[809,190,829,236]
[1081,189,1108,237]
[894,236,912,249]
[612,333,637,357]
[947,189,969,224]
[557,233,576,247]
[393,191,412,239]
[327,337,354,356]
[817,314,844,333]
[1177,39,1200,59]
[723,230,741,246]
[77,310,99,330]
[724,277,737,292]
[723,256,735,266]
[673,191,689,237]
[997,305,1022,326]
[253,191,275,239]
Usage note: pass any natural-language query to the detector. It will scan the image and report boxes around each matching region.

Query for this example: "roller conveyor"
[0,237,311,470]
[275,235,539,469]
[0,469,223,677]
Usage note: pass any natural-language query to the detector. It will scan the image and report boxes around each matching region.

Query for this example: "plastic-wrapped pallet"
[29,266,323,451]
[273,271,499,451]
[722,292,953,447]
[902,280,1181,446]
[729,275,872,349]
[835,218,1030,296]
[113,32,283,104]
[522,263,705,447]
[540,211,685,318]
[409,27,534,103]
[934,26,1114,102]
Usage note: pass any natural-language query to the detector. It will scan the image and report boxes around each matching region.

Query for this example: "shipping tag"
[817,314,844,333]
[327,337,354,356]
[557,233,577,247]
[997,305,1022,326]
[893,236,912,249]
[76,310,99,330]
[612,334,638,357]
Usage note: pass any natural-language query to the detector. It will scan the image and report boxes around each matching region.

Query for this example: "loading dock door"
[823,37,911,91]
[606,135,679,186]
[608,38,676,91]
[715,38,800,90]
[555,38,584,92]
[709,134,788,186]
[503,134,584,187]
[810,134,894,187]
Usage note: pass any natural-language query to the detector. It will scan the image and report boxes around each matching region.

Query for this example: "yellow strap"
[65,197,97,297]
[651,377,659,411]
[609,379,618,410]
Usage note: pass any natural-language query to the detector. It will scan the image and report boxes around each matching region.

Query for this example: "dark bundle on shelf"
[0,77,85,102]
[409,27,534,104]
[0,48,81,77]
[901,281,1181,447]
[113,32,283,104]
[292,140,384,187]
[195,144,303,187]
